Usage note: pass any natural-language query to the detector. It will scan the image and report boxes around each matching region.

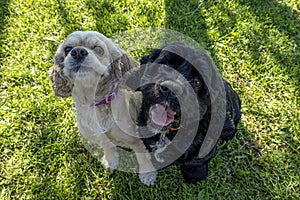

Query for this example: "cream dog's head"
[49,31,135,97]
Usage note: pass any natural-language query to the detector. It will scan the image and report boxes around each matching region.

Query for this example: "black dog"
[136,43,241,184]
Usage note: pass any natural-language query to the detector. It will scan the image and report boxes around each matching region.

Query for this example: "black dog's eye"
[65,47,73,55]
[194,78,202,88]
[93,46,104,55]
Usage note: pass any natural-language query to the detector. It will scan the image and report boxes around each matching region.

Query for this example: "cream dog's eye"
[65,47,73,55]
[93,46,104,55]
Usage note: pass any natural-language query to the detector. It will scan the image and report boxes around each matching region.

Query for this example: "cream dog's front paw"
[139,170,157,186]
[101,152,120,172]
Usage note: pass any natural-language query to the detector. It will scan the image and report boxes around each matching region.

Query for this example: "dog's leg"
[101,145,119,172]
[99,134,120,172]
[180,163,208,184]
[132,141,157,186]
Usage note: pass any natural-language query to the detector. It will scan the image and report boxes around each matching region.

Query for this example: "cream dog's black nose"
[71,47,88,60]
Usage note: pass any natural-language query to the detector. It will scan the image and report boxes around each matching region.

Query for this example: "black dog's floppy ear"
[141,55,151,65]
[141,48,162,64]
[48,50,73,98]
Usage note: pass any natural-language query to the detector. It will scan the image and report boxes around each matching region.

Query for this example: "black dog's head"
[137,43,211,140]
[136,43,241,183]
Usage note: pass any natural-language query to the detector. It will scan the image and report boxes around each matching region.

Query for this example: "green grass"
[0,0,299,199]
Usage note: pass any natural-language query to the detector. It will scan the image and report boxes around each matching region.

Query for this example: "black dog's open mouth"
[150,104,176,126]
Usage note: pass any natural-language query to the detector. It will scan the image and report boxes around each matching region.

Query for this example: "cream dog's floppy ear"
[111,53,139,79]
[48,50,73,97]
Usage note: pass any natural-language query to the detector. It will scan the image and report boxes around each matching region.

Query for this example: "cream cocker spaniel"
[49,31,157,186]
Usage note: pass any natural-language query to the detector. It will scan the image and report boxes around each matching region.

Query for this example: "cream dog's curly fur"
[48,31,157,186]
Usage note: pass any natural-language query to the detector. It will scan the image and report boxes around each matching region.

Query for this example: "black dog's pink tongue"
[151,104,175,126]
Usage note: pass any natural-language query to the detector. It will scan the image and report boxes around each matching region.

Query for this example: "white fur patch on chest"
[150,134,171,163]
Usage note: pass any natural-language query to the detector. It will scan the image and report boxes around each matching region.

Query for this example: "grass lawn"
[0,0,299,199]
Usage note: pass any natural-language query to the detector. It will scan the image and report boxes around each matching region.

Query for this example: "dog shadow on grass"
[236,0,299,83]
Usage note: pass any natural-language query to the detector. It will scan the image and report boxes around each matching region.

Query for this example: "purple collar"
[93,88,118,106]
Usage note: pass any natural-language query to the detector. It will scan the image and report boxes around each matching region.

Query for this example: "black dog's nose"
[159,80,183,99]
[159,85,169,96]
[71,47,88,60]
[159,85,176,99]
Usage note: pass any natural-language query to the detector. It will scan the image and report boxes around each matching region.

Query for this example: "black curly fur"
[137,43,241,184]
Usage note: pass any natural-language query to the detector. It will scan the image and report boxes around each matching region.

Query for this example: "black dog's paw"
[220,128,237,141]
[180,163,208,184]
